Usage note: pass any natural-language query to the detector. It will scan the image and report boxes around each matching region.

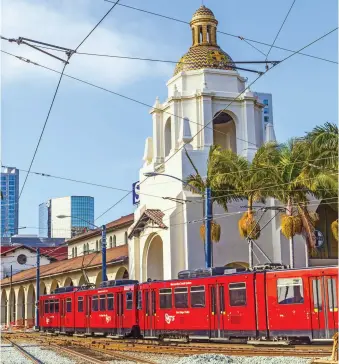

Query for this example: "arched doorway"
[213,111,236,152]
[26,284,35,327]
[50,279,60,294]
[17,287,25,326]
[95,273,102,288]
[311,201,338,259]
[40,282,47,295]
[63,277,74,287]
[1,290,7,325]
[116,267,129,279]
[144,234,164,281]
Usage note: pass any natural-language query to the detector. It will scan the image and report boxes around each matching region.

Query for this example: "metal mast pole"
[35,247,40,330]
[205,187,212,268]
[101,225,107,282]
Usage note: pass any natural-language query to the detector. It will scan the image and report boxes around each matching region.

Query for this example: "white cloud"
[1,0,172,87]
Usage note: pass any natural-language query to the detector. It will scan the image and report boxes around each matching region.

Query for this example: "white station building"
[128,5,320,282]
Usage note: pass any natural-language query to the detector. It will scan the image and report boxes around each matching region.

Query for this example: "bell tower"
[190,5,218,46]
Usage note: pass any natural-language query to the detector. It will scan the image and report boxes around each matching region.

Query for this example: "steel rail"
[4,338,44,364]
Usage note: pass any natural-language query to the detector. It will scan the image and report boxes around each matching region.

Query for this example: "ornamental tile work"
[173,46,235,76]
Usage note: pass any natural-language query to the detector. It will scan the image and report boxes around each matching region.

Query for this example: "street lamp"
[56,215,107,282]
[144,172,213,268]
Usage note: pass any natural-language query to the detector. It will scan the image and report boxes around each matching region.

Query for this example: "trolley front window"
[126,292,133,310]
[277,278,304,305]
[66,298,72,313]
[159,288,172,309]
[92,295,98,311]
[78,297,84,312]
[229,282,247,306]
[107,294,114,311]
[191,286,205,308]
[100,295,106,311]
[174,287,188,308]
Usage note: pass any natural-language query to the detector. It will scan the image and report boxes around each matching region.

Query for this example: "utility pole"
[101,225,107,282]
[35,247,40,330]
[205,187,212,268]
[9,265,12,330]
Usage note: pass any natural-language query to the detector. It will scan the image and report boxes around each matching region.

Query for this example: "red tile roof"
[39,246,68,261]
[128,209,167,238]
[67,213,134,245]
[0,245,128,286]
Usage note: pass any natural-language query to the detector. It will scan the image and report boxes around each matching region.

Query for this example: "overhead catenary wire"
[76,26,338,221]
[265,0,297,62]
[104,0,338,65]
[18,61,68,199]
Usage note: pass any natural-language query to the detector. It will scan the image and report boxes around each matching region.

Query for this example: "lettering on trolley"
[165,313,175,324]
[99,314,112,323]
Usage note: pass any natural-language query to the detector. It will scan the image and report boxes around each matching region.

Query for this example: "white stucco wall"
[67,227,130,258]
[1,248,50,279]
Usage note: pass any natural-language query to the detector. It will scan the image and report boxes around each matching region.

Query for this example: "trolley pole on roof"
[101,225,107,282]
[205,187,212,268]
[35,247,40,330]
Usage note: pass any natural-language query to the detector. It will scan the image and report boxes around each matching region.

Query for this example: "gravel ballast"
[174,354,314,364]
[3,342,77,364]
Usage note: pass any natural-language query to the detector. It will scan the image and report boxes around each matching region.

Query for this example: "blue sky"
[1,0,338,234]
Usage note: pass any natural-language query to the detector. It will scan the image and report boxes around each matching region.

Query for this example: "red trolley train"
[39,265,338,343]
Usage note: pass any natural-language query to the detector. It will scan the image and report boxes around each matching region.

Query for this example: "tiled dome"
[173,46,235,75]
[173,6,235,76]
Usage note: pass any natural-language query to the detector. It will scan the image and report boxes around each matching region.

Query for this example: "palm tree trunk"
[248,239,253,268]
[305,242,309,268]
[289,236,294,268]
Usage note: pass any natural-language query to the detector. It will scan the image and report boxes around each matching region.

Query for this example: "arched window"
[109,236,113,248]
[96,240,99,252]
[199,26,203,43]
[86,243,89,253]
[164,118,172,157]
[99,239,102,251]
[207,25,211,43]
[113,235,116,247]
[72,247,74,258]
[83,244,86,254]
[75,247,77,257]
[124,231,128,245]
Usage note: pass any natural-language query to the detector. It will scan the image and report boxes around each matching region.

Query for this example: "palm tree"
[212,142,280,267]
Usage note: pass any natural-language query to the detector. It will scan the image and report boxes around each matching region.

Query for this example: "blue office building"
[39,196,94,238]
[1,167,19,237]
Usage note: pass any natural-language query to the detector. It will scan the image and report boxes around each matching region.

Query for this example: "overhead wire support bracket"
[7,36,74,64]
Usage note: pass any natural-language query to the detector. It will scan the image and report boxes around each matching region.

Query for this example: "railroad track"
[3,337,44,364]
[2,332,332,359]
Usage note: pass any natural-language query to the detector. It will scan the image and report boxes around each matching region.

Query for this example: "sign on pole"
[314,229,324,248]
[132,181,140,205]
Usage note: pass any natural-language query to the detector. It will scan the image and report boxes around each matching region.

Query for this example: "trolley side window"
[312,279,322,311]
[229,282,247,306]
[100,295,106,311]
[78,297,84,312]
[107,294,114,311]
[55,299,59,313]
[191,286,205,308]
[328,278,338,312]
[145,291,149,315]
[49,300,55,313]
[277,278,304,305]
[66,298,72,313]
[137,291,142,310]
[159,288,172,309]
[152,291,156,315]
[45,300,49,314]
[126,292,133,310]
[92,295,98,311]
[219,286,225,312]
[174,287,188,308]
